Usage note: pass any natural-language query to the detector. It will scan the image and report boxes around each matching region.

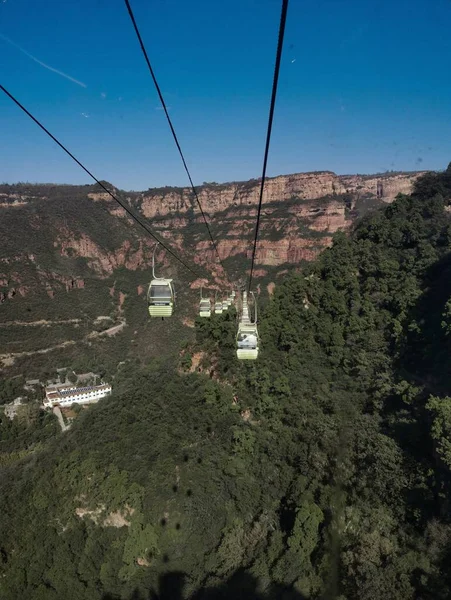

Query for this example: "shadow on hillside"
[102,570,307,600]
[397,252,451,393]
[389,252,451,521]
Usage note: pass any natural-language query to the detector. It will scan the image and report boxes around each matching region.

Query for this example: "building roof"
[45,383,111,401]
[59,384,111,397]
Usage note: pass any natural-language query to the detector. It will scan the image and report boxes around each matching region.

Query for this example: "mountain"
[0,169,423,377]
[132,169,425,271]
[0,169,424,289]
[2,165,451,599]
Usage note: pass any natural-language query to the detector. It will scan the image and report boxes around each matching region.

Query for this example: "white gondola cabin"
[199,287,211,317]
[147,279,175,317]
[214,301,223,315]
[236,323,259,360]
[147,242,176,317]
[199,298,211,317]
[236,290,259,360]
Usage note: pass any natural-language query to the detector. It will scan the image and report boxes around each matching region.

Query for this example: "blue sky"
[1,0,451,190]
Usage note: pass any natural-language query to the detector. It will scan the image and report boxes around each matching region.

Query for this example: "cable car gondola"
[236,291,259,360]
[199,288,212,318]
[147,243,176,318]
[214,293,223,315]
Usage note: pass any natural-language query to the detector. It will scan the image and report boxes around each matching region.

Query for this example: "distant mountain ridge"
[137,169,426,217]
[131,169,426,274]
[0,169,426,304]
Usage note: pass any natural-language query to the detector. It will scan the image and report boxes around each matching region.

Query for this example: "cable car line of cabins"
[147,243,260,360]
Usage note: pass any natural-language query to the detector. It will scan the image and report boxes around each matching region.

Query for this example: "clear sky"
[1,0,451,191]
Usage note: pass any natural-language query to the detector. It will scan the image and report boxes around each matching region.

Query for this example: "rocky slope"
[0,168,427,377]
[0,170,425,304]
[138,170,422,218]
[134,170,425,272]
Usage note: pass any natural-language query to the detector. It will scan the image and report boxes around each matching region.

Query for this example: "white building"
[43,383,112,409]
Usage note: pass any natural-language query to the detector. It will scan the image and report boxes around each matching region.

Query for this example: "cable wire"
[0,84,202,278]
[123,0,229,283]
[248,0,289,293]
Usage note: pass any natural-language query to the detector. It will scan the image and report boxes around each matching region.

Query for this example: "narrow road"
[87,319,126,339]
[53,406,69,432]
[0,340,77,367]
[0,318,127,366]
[0,318,81,327]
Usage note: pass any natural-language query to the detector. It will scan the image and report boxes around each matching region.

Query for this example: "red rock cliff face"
[0,170,427,302]
[54,232,153,276]
[340,172,424,202]
[140,171,425,217]
[140,171,428,266]
[137,170,424,269]
[141,172,345,217]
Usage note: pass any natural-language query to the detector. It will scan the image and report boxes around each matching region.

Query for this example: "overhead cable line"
[248,0,289,293]
[0,84,202,278]
[123,0,229,283]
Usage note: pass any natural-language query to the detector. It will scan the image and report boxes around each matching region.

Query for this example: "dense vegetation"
[2,167,451,598]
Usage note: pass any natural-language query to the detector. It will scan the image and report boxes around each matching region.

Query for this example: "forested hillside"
[2,166,451,599]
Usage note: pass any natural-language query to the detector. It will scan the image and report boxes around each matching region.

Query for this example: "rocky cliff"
[133,170,425,271]
[0,169,430,375]
[0,170,426,304]
[138,170,424,218]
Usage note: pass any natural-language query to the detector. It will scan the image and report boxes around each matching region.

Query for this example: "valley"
[3,167,451,600]
[0,169,423,380]
[2,0,449,594]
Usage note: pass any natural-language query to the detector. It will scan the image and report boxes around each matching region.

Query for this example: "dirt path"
[0,318,82,327]
[53,406,70,432]
[0,341,77,366]
[87,320,126,339]
[0,319,127,367]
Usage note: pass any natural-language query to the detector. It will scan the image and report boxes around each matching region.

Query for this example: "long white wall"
[43,386,112,408]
